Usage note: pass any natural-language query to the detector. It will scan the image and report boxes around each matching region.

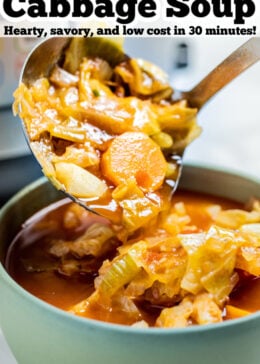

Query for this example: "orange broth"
[5,191,260,326]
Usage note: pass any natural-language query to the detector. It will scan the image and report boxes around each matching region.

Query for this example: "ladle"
[170,36,260,191]
[19,36,260,215]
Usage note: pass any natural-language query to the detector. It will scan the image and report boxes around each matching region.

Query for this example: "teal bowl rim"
[1,163,260,336]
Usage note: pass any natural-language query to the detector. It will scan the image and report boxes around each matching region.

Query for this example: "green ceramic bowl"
[0,165,260,364]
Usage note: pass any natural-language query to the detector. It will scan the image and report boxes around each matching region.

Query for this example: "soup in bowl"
[0,165,260,364]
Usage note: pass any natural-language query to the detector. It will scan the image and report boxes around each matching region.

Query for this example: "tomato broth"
[5,191,260,327]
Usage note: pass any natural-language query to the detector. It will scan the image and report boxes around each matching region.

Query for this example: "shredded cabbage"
[68,199,260,326]
[14,38,200,233]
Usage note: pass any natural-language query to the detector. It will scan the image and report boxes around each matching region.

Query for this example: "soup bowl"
[0,164,260,364]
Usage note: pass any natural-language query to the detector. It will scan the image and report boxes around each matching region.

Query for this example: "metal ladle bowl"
[19,36,260,216]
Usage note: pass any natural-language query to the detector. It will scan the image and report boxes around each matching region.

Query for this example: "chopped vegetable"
[50,223,115,258]
[14,38,200,233]
[180,226,239,303]
[156,297,193,328]
[102,131,167,192]
[192,293,223,324]
[225,305,250,319]
[9,189,260,327]
[55,162,107,198]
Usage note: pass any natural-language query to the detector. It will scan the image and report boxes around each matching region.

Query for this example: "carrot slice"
[101,131,167,192]
[225,305,250,319]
